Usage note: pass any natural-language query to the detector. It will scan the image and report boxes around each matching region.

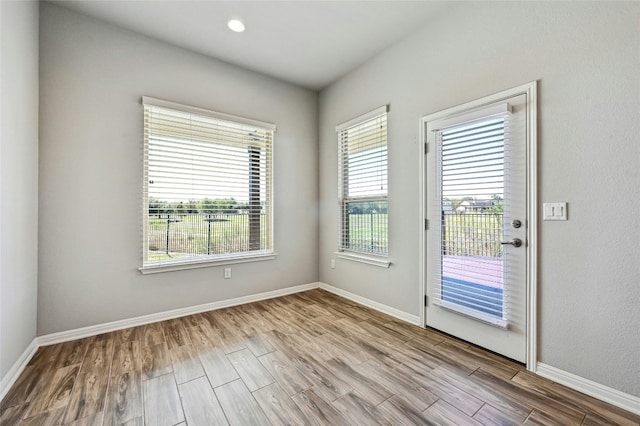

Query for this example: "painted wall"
[38,3,318,334]
[0,1,39,380]
[319,2,640,396]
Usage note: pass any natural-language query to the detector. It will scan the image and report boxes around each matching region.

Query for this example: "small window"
[141,97,274,271]
[337,105,388,257]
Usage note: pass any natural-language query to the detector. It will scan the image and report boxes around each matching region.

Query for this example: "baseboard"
[36,281,420,347]
[319,282,421,326]
[536,363,640,416]
[0,338,38,402]
[38,282,321,347]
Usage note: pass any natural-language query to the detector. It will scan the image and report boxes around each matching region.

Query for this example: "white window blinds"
[432,104,512,326]
[142,97,274,268]
[337,106,388,256]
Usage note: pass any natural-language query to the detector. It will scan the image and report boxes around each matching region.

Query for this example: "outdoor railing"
[147,213,268,260]
[441,212,504,257]
[345,212,389,255]
[147,211,502,260]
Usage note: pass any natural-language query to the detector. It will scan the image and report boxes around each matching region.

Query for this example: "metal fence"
[344,212,388,255]
[441,212,504,257]
[147,213,268,259]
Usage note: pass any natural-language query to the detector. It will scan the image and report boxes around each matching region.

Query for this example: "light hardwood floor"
[1,289,638,425]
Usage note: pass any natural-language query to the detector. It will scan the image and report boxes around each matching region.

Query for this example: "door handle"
[501,238,522,248]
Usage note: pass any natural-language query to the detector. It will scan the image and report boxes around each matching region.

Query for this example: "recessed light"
[227,19,245,33]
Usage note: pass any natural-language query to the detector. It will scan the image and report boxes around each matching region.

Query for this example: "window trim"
[143,96,277,132]
[335,251,391,268]
[336,105,389,259]
[335,105,388,133]
[140,97,275,272]
[139,252,277,275]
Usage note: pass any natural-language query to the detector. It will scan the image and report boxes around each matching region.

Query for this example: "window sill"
[335,252,391,268]
[139,252,277,275]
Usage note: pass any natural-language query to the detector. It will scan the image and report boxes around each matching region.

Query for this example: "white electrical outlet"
[224,267,232,279]
[330,259,336,269]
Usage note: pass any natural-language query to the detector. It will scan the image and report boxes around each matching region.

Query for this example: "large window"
[141,97,274,272]
[337,105,388,258]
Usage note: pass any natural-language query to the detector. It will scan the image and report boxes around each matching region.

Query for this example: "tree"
[148,197,172,215]
[489,194,504,214]
[185,200,199,214]
[198,198,238,214]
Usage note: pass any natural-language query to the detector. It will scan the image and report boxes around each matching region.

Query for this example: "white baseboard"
[0,338,38,402]
[319,282,421,326]
[38,282,321,346]
[536,363,640,416]
[37,281,420,349]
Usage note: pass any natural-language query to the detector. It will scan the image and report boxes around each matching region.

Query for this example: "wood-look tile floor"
[1,289,639,426]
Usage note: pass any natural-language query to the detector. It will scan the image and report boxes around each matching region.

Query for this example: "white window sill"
[139,252,277,275]
[335,252,391,268]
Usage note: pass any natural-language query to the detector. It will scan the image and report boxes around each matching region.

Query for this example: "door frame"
[418,81,538,371]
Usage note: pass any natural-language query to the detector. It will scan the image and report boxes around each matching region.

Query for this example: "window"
[435,111,508,322]
[428,101,518,327]
[141,97,274,272]
[337,105,388,260]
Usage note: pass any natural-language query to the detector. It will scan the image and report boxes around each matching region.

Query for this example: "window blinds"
[337,106,388,256]
[142,97,274,267]
[433,105,511,326]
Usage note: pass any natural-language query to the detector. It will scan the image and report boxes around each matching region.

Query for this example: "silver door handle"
[501,238,522,248]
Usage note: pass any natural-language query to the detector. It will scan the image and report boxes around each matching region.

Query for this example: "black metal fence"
[345,212,388,255]
[147,213,268,260]
[441,212,504,257]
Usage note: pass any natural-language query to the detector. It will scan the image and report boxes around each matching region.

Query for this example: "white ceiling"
[50,1,451,91]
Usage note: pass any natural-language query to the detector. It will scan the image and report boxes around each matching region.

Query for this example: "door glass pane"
[438,117,505,319]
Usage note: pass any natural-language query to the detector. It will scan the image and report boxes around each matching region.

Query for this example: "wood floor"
[1,289,638,426]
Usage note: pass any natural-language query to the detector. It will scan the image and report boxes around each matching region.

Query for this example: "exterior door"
[423,84,536,363]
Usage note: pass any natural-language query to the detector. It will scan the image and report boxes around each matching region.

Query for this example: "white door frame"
[418,81,538,371]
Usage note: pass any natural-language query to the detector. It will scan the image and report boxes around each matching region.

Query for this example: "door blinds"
[142,97,274,267]
[432,104,512,326]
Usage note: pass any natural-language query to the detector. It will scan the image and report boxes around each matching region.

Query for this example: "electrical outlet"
[224,267,232,279]
[330,259,336,269]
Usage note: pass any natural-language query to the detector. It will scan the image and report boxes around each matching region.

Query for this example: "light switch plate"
[543,202,567,221]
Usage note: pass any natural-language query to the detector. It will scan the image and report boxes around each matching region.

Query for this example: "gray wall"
[0,1,39,380]
[319,2,640,396]
[38,3,318,335]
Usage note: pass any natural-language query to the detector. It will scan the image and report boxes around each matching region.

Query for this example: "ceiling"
[50,1,451,91]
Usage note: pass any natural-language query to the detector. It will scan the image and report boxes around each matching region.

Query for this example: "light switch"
[543,202,567,221]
